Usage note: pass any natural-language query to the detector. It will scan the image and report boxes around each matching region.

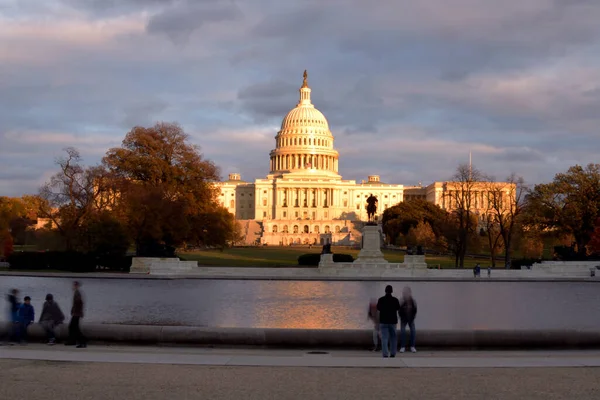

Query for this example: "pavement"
[1,345,600,400]
[3,343,600,368]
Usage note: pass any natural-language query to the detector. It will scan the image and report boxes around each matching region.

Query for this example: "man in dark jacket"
[376,285,400,358]
[17,296,35,343]
[399,286,418,353]
[66,281,87,348]
[39,294,65,345]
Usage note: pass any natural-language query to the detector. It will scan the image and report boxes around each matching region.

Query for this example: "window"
[283,225,288,233]
[263,190,267,194]
[230,200,235,208]
[314,225,320,233]
[283,211,287,218]
[241,193,244,196]
[262,198,267,207]
[272,225,278,233]
[335,226,340,233]
[324,225,330,234]
[356,204,360,210]
[344,191,347,195]
[293,225,299,233]
[231,193,234,196]
[295,211,299,218]
[304,225,309,233]
[324,212,328,218]
[249,202,252,208]
[343,200,348,207]
[263,211,267,217]
[312,211,316,219]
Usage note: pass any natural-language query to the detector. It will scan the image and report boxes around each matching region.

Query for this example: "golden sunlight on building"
[216,71,514,245]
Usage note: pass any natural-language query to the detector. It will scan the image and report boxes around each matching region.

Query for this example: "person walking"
[367,298,380,352]
[376,285,400,358]
[39,294,65,345]
[399,286,418,353]
[4,289,20,344]
[17,296,35,344]
[66,281,87,348]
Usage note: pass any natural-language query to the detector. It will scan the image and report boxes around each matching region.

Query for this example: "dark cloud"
[2,0,600,196]
[121,100,169,128]
[146,1,242,43]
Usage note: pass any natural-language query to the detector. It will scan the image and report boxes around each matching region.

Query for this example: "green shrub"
[333,253,354,263]
[297,253,320,266]
[7,252,132,272]
[510,258,542,269]
[297,253,355,266]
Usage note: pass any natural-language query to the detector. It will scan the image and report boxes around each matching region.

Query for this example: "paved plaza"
[1,345,600,399]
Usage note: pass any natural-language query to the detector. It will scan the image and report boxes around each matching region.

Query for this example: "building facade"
[216,72,513,245]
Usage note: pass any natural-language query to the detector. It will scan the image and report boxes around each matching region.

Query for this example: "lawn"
[179,246,490,268]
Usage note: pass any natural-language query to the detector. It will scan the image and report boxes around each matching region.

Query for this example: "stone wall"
[2,322,599,349]
[130,257,197,275]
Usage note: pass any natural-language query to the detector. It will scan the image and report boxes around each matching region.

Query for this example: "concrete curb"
[3,323,600,348]
[1,271,599,282]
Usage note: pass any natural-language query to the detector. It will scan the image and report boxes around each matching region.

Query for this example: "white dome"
[281,104,329,130]
[268,71,339,176]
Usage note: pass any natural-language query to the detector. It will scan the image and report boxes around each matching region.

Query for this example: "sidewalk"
[3,344,600,368]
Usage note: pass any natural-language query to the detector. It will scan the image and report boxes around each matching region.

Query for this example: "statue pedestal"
[403,254,427,269]
[318,253,334,267]
[354,225,388,264]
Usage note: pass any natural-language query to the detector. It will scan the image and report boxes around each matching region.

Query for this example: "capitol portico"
[216,71,511,246]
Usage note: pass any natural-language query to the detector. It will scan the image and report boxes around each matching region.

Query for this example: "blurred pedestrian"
[377,285,400,358]
[39,294,65,345]
[66,281,87,348]
[367,298,380,352]
[487,266,491,278]
[1,289,20,345]
[17,296,35,344]
[399,286,418,353]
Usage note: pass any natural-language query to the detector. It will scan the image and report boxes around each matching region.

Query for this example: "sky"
[1,0,600,196]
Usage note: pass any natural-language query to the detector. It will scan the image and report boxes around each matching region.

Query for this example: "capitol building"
[216,72,507,246]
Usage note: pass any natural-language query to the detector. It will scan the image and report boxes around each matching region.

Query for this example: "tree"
[481,213,503,267]
[38,148,108,250]
[588,218,600,256]
[485,174,526,267]
[525,164,600,259]
[412,220,437,249]
[103,122,228,256]
[78,211,130,257]
[444,164,482,268]
[381,198,450,247]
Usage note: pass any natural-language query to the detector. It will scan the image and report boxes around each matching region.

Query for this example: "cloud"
[1,0,600,196]
[146,1,242,43]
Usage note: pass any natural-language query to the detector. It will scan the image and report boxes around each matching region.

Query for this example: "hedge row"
[7,252,133,272]
[297,253,354,266]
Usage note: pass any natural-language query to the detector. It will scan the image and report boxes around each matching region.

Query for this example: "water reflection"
[1,277,599,330]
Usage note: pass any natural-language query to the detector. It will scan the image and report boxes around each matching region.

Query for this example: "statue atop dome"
[302,70,308,88]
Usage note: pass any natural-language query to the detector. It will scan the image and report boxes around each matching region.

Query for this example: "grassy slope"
[179,246,485,268]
